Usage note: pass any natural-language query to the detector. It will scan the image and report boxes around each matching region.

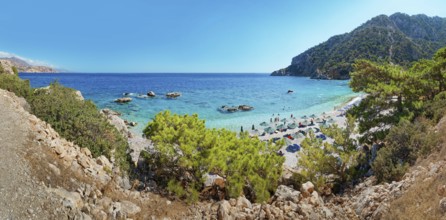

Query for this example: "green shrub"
[372,147,408,182]
[30,82,130,171]
[372,118,439,182]
[297,115,359,193]
[0,73,32,98]
[143,111,284,203]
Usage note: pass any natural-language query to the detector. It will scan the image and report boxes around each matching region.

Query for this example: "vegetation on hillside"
[143,111,284,203]
[348,47,446,182]
[272,13,446,79]
[0,71,130,172]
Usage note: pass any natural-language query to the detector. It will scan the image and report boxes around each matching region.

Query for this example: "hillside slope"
[0,57,57,74]
[272,13,446,79]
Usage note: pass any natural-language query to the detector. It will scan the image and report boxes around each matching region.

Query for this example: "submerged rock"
[114,97,132,103]
[238,105,254,111]
[166,92,181,98]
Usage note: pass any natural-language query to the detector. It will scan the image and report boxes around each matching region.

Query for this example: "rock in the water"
[238,105,254,111]
[147,91,156,97]
[301,181,315,198]
[166,92,181,98]
[114,97,132,103]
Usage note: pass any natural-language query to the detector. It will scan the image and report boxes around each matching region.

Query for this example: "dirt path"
[0,90,64,219]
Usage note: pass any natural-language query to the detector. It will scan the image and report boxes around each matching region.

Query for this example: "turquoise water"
[20,73,357,132]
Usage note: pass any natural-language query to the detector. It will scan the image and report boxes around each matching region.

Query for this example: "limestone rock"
[274,185,301,203]
[147,91,156,97]
[440,198,446,213]
[236,196,252,209]
[217,200,231,220]
[120,200,141,217]
[301,181,315,198]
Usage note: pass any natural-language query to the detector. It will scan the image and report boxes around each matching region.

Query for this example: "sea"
[19,73,357,133]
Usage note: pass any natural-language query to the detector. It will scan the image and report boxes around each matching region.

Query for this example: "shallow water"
[20,73,357,132]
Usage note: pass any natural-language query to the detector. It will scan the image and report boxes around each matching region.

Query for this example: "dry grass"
[383,117,446,220]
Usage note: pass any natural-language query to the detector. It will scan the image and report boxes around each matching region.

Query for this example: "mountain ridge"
[272,13,446,79]
[0,55,57,74]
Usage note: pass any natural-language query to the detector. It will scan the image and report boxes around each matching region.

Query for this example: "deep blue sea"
[19,73,357,132]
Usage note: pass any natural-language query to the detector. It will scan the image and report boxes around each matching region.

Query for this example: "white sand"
[252,95,364,170]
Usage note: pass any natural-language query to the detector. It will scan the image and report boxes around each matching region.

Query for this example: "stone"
[96,155,113,170]
[166,92,181,98]
[51,188,83,210]
[438,185,446,197]
[76,155,90,169]
[236,196,252,209]
[121,200,141,217]
[309,191,324,206]
[48,163,61,176]
[217,200,232,220]
[75,90,85,101]
[81,147,92,158]
[229,198,237,206]
[274,185,301,203]
[301,181,315,198]
[114,97,132,103]
[238,105,254,111]
[147,91,156,97]
[440,198,446,213]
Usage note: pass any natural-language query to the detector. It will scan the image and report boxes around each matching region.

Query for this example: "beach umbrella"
[280,118,287,122]
[287,123,297,129]
[286,144,301,153]
[276,124,285,130]
[315,117,323,123]
[322,112,327,116]
[291,132,305,139]
[260,121,268,126]
[309,114,317,118]
[301,115,308,119]
[264,127,274,134]
[301,119,309,126]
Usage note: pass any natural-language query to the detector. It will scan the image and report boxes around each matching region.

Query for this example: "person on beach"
[291,114,293,118]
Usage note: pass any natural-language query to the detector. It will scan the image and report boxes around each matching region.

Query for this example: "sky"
[0,0,445,73]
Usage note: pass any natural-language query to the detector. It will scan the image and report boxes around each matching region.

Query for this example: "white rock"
[301,181,315,198]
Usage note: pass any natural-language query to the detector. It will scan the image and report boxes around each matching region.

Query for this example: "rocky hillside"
[0,56,57,74]
[272,13,446,79]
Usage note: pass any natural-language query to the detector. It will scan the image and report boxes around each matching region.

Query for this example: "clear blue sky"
[0,0,445,73]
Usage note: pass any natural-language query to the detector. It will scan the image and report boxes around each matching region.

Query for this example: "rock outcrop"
[114,97,132,103]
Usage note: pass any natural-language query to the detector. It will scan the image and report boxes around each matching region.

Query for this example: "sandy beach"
[252,94,364,170]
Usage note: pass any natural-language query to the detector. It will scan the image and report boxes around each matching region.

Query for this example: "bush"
[143,111,284,203]
[372,118,439,182]
[30,82,130,171]
[0,73,32,99]
[297,115,359,193]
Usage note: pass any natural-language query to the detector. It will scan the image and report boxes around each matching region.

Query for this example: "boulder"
[96,155,113,170]
[217,200,232,220]
[301,181,315,198]
[238,105,254,111]
[51,188,84,210]
[114,97,132,103]
[274,185,301,203]
[147,91,156,97]
[75,90,85,101]
[440,197,446,213]
[236,196,252,209]
[166,92,181,98]
[120,200,141,217]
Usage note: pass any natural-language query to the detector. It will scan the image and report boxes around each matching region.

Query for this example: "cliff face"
[0,57,57,74]
[272,13,446,79]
